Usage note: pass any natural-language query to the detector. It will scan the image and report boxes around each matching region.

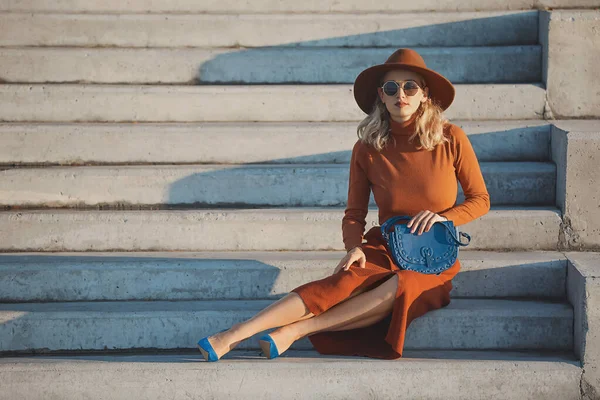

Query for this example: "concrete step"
[0,12,538,47]
[0,351,581,400]
[0,162,556,208]
[0,251,567,302]
[0,84,546,122]
[0,299,573,353]
[0,0,585,13]
[0,207,562,251]
[0,46,541,84]
[0,121,554,165]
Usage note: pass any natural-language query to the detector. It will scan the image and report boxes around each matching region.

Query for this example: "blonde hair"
[356,79,450,152]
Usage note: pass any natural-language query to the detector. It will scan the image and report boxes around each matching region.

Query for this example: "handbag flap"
[390,222,457,265]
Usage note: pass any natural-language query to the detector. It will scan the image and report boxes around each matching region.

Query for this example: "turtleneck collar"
[389,112,418,136]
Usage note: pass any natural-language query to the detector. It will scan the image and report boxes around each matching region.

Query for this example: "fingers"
[407,210,428,234]
[335,256,351,273]
[339,249,367,272]
[352,252,367,270]
[344,254,359,271]
[425,214,443,232]
[420,214,436,234]
[407,210,443,235]
[355,248,367,269]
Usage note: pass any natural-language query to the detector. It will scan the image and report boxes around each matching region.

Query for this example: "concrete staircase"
[0,1,596,399]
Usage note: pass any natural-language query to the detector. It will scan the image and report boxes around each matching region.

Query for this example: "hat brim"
[353,64,455,114]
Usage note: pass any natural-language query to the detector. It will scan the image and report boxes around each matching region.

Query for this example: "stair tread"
[0,298,572,314]
[0,249,567,262]
[0,83,546,122]
[0,45,541,85]
[0,350,581,400]
[0,349,580,366]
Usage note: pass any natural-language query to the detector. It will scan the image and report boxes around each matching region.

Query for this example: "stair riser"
[0,163,555,207]
[0,253,567,301]
[0,84,546,122]
[0,12,538,47]
[0,47,541,84]
[0,209,561,251]
[0,301,573,352]
[0,122,553,165]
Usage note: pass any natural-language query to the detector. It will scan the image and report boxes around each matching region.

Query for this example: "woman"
[197,48,490,361]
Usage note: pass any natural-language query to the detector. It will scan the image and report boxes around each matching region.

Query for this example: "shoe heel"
[197,328,228,362]
[258,334,280,360]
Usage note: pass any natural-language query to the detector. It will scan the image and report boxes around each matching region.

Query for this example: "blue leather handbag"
[380,215,471,275]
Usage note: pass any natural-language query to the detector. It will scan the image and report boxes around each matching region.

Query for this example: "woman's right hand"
[333,246,367,274]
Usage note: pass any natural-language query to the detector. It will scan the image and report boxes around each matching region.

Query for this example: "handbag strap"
[380,215,471,246]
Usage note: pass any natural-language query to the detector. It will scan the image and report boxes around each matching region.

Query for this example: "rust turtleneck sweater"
[342,113,491,251]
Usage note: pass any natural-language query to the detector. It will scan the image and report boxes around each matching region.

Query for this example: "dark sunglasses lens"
[403,81,420,96]
[382,81,398,96]
[382,81,421,96]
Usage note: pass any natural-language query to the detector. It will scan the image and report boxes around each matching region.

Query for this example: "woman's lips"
[396,102,409,107]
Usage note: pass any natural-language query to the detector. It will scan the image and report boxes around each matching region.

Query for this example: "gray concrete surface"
[566,252,600,400]
[551,121,600,250]
[0,208,562,251]
[1,0,597,12]
[0,121,553,165]
[0,84,547,122]
[0,162,556,207]
[0,251,567,302]
[0,2,595,398]
[0,299,573,352]
[0,351,582,400]
[0,12,538,47]
[0,46,541,84]
[541,10,600,118]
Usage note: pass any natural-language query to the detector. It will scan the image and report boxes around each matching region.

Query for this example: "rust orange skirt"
[290,225,461,360]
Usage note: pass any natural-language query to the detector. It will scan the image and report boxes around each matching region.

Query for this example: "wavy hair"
[356,80,450,152]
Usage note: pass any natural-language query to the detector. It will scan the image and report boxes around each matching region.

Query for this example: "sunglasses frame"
[380,79,424,97]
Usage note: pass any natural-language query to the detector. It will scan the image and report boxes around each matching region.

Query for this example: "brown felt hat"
[353,48,455,114]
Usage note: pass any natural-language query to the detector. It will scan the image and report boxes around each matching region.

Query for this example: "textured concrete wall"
[567,253,600,400]
[551,121,600,250]
[540,10,600,118]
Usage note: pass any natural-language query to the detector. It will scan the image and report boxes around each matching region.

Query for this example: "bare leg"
[325,310,391,332]
[202,274,382,359]
[200,292,312,359]
[260,274,399,358]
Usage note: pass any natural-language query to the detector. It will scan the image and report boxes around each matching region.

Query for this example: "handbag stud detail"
[380,215,471,275]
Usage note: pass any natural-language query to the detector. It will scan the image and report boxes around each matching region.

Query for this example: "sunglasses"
[381,80,423,97]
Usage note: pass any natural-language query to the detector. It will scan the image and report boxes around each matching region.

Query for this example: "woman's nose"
[397,89,408,101]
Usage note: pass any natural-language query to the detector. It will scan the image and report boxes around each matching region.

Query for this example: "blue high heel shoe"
[258,333,280,360]
[197,328,228,362]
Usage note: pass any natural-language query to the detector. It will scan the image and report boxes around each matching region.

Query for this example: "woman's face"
[377,69,429,121]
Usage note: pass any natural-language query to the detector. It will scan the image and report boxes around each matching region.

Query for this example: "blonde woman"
[198,48,490,361]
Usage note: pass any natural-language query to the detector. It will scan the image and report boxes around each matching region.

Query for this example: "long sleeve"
[342,140,371,251]
[439,125,491,226]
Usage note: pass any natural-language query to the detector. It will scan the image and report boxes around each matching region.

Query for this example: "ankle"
[279,324,303,342]
[227,322,251,340]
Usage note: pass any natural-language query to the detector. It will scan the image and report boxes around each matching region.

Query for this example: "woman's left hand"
[407,210,448,235]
